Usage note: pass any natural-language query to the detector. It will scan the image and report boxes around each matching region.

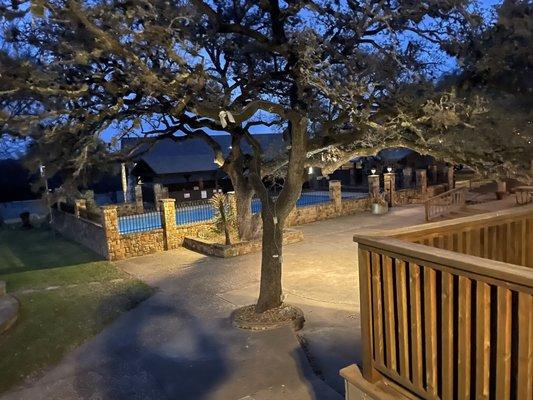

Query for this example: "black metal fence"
[118,206,162,234]
[175,199,215,226]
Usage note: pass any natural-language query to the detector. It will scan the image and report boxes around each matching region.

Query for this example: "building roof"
[122,133,285,175]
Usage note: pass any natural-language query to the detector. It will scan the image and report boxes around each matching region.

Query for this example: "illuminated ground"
[1,197,518,399]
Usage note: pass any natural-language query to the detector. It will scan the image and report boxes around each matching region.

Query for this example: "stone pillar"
[134,185,144,213]
[160,198,179,250]
[368,174,380,198]
[402,167,413,189]
[445,165,454,190]
[416,169,427,195]
[74,199,87,218]
[428,165,438,185]
[349,168,356,186]
[101,206,124,260]
[329,180,342,213]
[383,173,396,206]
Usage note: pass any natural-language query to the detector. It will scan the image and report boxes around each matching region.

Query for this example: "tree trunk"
[234,187,255,240]
[256,213,284,312]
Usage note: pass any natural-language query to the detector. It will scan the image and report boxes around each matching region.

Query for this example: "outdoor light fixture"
[370,168,376,175]
[308,167,313,174]
[387,166,392,173]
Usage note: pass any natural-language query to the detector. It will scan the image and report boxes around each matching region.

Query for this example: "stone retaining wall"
[51,209,108,258]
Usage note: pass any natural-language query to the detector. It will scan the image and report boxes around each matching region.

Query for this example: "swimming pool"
[118,192,366,234]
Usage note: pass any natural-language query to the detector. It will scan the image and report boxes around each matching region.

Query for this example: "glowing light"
[308,167,314,174]
[387,167,392,173]
[370,168,376,175]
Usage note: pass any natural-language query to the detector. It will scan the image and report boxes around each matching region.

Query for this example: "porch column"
[153,183,163,210]
[383,173,396,206]
[329,180,342,213]
[120,163,128,203]
[134,185,144,213]
[402,167,413,189]
[428,164,438,185]
[367,174,380,198]
[446,165,454,190]
[416,169,427,195]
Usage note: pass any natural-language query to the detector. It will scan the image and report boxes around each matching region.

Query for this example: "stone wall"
[55,181,435,261]
[341,196,372,215]
[119,229,165,259]
[51,209,108,258]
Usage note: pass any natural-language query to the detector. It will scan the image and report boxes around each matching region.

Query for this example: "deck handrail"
[356,236,533,289]
[352,204,533,399]
[356,202,533,240]
[424,186,467,221]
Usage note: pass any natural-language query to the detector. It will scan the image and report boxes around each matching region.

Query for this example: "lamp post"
[40,165,52,223]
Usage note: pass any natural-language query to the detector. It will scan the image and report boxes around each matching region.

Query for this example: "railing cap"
[354,203,533,240]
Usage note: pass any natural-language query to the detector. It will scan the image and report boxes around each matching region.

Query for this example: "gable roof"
[122,133,285,175]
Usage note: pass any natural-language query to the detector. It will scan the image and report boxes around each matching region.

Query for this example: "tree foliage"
[0,0,530,311]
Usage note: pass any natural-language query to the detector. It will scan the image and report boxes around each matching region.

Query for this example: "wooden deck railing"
[354,204,533,400]
[424,187,467,222]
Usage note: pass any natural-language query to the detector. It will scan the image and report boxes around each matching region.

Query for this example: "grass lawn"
[0,226,154,394]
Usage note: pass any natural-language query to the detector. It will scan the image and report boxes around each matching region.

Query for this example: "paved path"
[0,204,442,399]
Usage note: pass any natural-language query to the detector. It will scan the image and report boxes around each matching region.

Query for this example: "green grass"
[0,226,154,394]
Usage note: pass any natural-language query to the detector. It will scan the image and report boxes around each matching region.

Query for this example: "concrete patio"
[1,198,517,399]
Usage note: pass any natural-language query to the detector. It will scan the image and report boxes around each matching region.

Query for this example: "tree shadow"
[71,294,229,400]
[0,227,101,275]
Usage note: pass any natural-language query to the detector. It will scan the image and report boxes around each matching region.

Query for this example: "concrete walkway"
[0,203,453,399]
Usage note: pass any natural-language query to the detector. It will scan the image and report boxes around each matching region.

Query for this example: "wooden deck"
[342,203,533,400]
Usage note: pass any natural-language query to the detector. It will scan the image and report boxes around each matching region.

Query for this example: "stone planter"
[371,203,389,215]
[183,229,304,258]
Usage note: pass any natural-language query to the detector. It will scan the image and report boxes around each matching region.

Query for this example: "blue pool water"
[118,192,363,234]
